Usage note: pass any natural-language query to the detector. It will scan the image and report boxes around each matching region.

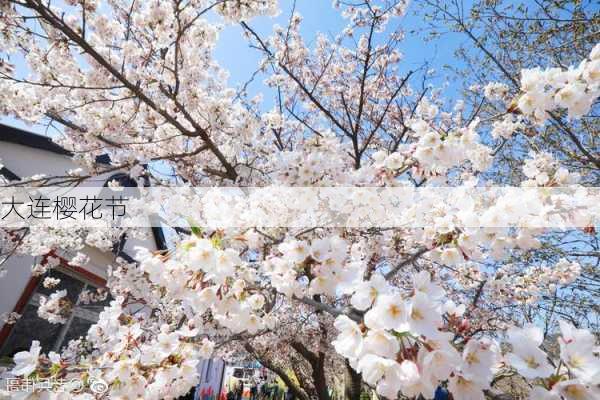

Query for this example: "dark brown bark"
[244,343,310,400]
[290,341,330,400]
[343,359,362,400]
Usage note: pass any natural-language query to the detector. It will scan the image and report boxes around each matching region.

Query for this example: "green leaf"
[187,218,203,237]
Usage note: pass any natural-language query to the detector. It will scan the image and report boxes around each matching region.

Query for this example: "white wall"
[0,255,35,318]
[0,142,79,181]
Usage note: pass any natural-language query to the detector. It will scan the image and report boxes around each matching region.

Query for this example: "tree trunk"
[289,341,330,400]
[312,352,330,400]
[244,343,310,400]
[343,360,362,400]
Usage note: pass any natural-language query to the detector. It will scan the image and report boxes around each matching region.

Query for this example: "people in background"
[259,378,267,400]
[284,387,295,400]
[250,378,258,400]
[234,380,244,400]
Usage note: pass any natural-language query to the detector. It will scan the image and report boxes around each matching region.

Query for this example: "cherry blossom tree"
[417,0,599,182]
[0,1,599,399]
[416,0,600,351]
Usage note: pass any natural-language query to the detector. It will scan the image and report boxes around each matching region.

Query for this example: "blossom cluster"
[215,0,279,22]
[487,259,582,304]
[8,296,209,399]
[518,44,600,122]
[506,322,600,400]
[332,271,495,400]
[37,289,70,324]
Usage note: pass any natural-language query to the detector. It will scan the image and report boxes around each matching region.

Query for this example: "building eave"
[0,123,71,156]
[0,123,110,164]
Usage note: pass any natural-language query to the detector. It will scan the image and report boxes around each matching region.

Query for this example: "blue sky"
[1,0,465,136]
[213,1,464,84]
[215,0,465,104]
